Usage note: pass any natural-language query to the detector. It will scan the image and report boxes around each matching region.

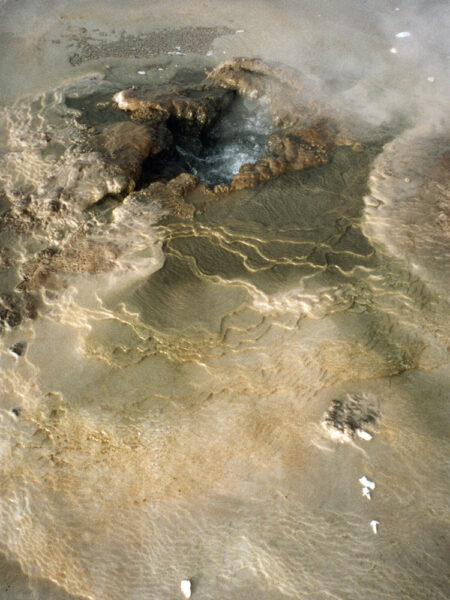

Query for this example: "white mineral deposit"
[180,579,192,598]
[359,476,376,490]
[370,520,380,535]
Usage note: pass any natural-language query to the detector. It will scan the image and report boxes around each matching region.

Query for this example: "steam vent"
[94,58,356,214]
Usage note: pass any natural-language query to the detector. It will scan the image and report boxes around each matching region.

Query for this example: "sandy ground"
[0,2,448,600]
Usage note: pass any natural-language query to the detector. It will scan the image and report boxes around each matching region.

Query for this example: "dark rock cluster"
[0,291,37,332]
[321,393,380,442]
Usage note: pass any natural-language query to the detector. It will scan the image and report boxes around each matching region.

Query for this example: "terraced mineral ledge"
[0,57,360,332]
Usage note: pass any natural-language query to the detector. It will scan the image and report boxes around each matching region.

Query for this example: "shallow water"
[0,1,449,599]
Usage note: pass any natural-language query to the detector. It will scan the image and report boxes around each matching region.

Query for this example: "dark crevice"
[137,97,272,189]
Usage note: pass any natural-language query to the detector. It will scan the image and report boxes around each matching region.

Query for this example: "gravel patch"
[68,26,234,65]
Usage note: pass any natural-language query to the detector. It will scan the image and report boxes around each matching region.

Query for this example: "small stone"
[356,429,372,441]
[11,407,21,417]
[206,50,213,56]
[10,342,26,356]
[427,76,435,82]
[370,520,379,534]
[362,487,371,500]
[359,476,375,490]
[137,70,147,75]
[390,47,398,54]
[180,579,191,598]
[235,29,245,34]
[395,31,411,38]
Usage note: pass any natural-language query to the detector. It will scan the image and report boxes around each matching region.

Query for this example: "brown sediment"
[126,172,199,217]
[18,238,120,292]
[6,238,121,327]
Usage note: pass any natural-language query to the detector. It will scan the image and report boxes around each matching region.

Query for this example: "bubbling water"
[175,98,272,185]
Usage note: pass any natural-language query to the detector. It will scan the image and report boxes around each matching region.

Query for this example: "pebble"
[427,76,435,83]
[235,29,245,34]
[359,476,375,490]
[180,579,192,598]
[395,31,411,38]
[390,47,398,54]
[206,50,213,56]
[356,429,372,441]
[10,342,26,356]
[113,91,128,109]
[362,487,371,500]
[137,70,146,75]
[370,520,379,534]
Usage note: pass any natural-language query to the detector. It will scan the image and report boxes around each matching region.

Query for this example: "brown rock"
[125,172,198,218]
[97,121,172,184]
[113,86,234,134]
[0,291,37,331]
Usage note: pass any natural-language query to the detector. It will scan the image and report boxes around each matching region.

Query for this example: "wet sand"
[0,1,449,599]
